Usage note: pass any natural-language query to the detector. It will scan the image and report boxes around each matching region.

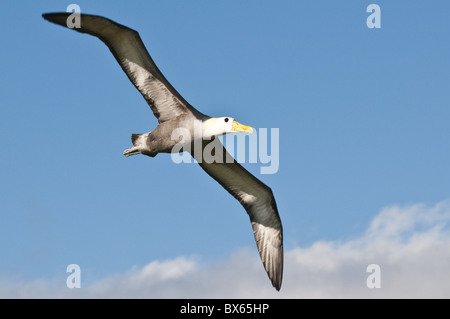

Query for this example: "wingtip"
[41,12,71,26]
[272,274,282,291]
[42,12,61,19]
[274,278,282,291]
[41,12,50,21]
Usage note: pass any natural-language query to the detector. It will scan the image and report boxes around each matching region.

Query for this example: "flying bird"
[42,12,283,290]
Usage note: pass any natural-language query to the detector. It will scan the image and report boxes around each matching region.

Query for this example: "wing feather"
[193,139,283,290]
[42,13,204,122]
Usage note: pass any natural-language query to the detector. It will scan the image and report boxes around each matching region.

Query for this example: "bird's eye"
[224,118,229,123]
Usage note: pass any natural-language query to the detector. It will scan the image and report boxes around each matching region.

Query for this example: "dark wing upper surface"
[42,13,205,123]
[192,139,283,290]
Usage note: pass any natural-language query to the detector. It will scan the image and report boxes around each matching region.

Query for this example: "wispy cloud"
[2,200,450,298]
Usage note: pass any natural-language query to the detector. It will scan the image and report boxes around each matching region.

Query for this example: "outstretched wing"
[192,139,283,290]
[42,13,205,123]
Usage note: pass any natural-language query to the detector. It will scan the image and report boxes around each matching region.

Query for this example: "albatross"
[42,12,283,290]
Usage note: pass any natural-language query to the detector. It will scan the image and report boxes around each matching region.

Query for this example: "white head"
[202,117,254,139]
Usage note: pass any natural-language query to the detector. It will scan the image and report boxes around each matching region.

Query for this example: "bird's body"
[124,115,201,157]
[43,12,283,290]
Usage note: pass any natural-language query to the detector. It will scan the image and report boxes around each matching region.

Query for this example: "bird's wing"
[192,138,283,290]
[42,13,204,123]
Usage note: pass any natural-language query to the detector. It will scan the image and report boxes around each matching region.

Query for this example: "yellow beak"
[232,120,254,134]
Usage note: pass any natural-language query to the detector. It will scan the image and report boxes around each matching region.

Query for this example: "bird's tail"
[123,133,147,157]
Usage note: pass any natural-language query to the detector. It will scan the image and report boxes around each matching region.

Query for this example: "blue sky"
[1,1,450,297]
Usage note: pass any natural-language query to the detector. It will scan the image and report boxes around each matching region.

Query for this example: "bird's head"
[202,117,254,138]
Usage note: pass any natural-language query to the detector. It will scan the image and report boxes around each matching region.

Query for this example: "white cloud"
[2,200,450,298]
